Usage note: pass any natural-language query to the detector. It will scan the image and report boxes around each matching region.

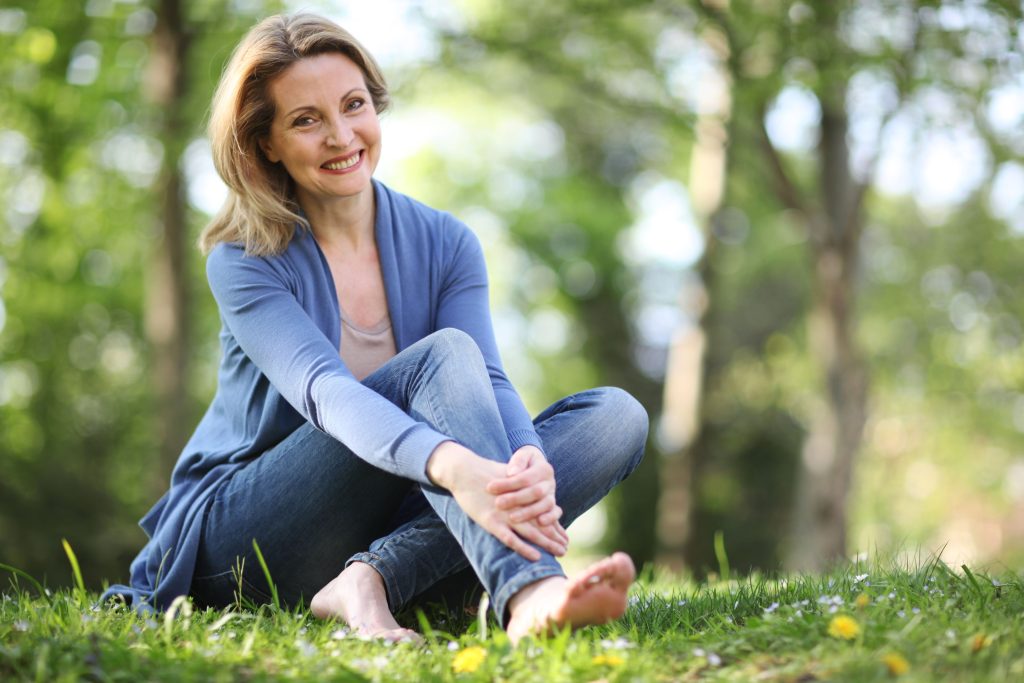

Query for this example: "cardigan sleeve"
[206,243,450,484]
[434,218,545,455]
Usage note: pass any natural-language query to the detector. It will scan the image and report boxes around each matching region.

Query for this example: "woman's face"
[260,53,382,207]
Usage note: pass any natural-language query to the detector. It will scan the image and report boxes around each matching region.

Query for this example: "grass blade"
[251,539,280,611]
[61,538,86,602]
[714,530,731,583]
[0,562,51,605]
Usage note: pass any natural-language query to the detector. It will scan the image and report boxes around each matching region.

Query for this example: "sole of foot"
[507,551,636,644]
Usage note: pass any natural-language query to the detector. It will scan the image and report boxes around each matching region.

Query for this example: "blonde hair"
[199,13,389,256]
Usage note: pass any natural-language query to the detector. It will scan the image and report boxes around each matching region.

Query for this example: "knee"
[421,328,489,381]
[426,328,483,362]
[597,386,649,467]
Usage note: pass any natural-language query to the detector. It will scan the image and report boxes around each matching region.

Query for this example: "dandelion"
[855,593,870,608]
[591,654,625,667]
[970,634,990,653]
[452,646,487,674]
[882,652,910,676]
[827,615,861,640]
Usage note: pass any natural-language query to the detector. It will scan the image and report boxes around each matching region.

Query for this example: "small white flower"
[946,629,957,640]
[888,592,896,600]
[828,605,838,614]
[725,616,733,623]
[897,610,906,618]
[795,610,803,618]
[13,620,29,632]
[693,648,705,657]
[853,573,868,584]
[372,655,389,669]
[447,641,459,651]
[677,600,687,606]
[707,652,722,666]
[912,607,920,614]
[764,602,779,614]
[330,628,348,640]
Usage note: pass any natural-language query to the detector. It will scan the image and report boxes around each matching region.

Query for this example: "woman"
[105,13,648,644]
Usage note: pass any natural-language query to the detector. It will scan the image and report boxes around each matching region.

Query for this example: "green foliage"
[2,558,1022,681]
[0,0,276,588]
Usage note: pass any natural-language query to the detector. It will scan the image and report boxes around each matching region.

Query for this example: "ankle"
[508,576,565,619]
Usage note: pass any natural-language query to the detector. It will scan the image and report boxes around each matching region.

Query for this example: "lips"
[321,151,362,171]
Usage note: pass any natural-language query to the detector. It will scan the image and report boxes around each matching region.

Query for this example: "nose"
[324,114,355,148]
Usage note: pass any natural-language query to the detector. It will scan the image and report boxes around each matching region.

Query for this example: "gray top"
[339,305,397,382]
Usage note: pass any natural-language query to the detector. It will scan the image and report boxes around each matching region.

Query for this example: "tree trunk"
[144,0,192,490]
[656,23,732,570]
[786,99,869,571]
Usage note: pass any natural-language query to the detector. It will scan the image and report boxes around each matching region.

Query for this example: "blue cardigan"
[104,181,543,610]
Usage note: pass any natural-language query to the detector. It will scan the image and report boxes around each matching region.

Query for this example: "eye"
[346,98,366,112]
[292,115,317,127]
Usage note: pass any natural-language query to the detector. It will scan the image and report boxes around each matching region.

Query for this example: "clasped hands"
[426,442,568,561]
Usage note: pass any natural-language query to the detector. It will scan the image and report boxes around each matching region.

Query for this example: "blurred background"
[1,0,1023,590]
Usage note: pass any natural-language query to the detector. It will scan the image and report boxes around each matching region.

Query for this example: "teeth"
[323,153,360,171]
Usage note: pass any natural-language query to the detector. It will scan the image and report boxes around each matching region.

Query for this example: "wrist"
[426,441,472,489]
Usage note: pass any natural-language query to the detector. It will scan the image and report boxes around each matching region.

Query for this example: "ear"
[259,136,280,163]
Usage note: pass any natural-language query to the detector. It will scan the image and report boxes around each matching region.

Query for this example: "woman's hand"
[487,446,563,527]
[490,445,569,552]
[426,442,567,561]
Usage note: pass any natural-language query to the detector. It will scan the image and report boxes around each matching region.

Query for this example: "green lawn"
[2,557,1022,681]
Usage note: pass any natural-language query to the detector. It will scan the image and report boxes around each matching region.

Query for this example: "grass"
[1,555,1022,681]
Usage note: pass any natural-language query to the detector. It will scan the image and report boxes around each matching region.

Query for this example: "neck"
[299,184,376,251]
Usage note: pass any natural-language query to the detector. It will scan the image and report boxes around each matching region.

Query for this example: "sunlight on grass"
[1,556,1022,681]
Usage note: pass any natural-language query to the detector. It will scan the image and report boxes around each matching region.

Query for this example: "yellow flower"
[451,646,487,674]
[827,615,861,640]
[591,654,625,667]
[855,593,871,609]
[970,633,990,653]
[882,652,910,676]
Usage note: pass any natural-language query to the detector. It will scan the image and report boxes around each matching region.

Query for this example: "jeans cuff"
[346,552,404,612]
[491,564,566,628]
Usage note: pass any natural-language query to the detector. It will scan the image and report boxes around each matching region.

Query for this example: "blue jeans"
[190,329,648,623]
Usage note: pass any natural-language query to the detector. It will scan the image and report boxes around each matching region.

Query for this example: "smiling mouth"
[322,151,361,171]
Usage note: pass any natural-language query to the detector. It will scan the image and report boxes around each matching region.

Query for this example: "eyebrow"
[282,88,370,119]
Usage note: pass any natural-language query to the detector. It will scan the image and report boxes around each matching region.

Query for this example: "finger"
[535,521,569,554]
[509,497,557,523]
[495,482,551,510]
[494,524,541,561]
[505,449,533,477]
[536,505,563,527]
[486,470,540,495]
[513,522,567,557]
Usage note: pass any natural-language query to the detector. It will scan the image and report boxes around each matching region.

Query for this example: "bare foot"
[310,562,421,643]
[506,552,635,644]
